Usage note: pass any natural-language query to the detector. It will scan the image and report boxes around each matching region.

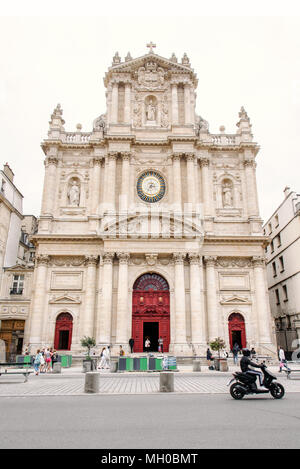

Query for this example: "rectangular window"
[271,240,274,253]
[272,261,277,277]
[283,285,288,302]
[275,214,279,227]
[268,222,272,234]
[279,256,285,272]
[275,289,280,305]
[276,233,281,247]
[10,275,24,295]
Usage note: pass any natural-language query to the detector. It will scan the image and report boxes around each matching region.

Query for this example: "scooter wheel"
[230,383,245,400]
[270,383,285,399]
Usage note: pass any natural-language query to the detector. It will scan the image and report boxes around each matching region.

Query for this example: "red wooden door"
[132,274,170,353]
[54,313,73,350]
[228,313,246,350]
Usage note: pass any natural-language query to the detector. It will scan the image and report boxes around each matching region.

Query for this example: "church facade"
[24,46,276,356]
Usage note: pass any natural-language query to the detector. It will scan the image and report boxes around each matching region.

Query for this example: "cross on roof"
[146,41,156,53]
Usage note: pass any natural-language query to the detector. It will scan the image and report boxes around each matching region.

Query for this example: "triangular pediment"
[104,52,198,87]
[220,295,251,305]
[4,264,33,272]
[49,294,81,305]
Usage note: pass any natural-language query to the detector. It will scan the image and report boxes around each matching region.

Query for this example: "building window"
[276,233,281,247]
[279,256,285,272]
[270,240,274,253]
[275,214,279,227]
[283,285,288,302]
[268,222,272,234]
[10,275,24,295]
[1,179,5,193]
[272,261,277,277]
[275,289,280,305]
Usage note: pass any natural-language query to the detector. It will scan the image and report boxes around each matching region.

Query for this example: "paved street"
[1,393,300,449]
[0,367,299,396]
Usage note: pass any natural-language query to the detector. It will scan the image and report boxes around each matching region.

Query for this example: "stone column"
[173,253,187,347]
[186,153,196,207]
[204,256,219,341]
[105,152,117,212]
[200,157,211,217]
[184,84,191,124]
[189,253,206,347]
[172,154,182,211]
[252,256,272,344]
[41,156,58,215]
[111,82,119,123]
[82,255,98,338]
[244,157,259,217]
[92,158,102,215]
[124,83,131,123]
[120,152,131,212]
[115,252,130,345]
[29,255,49,347]
[98,252,114,345]
[171,83,179,125]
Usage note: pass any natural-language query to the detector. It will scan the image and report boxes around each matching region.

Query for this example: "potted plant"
[81,336,96,372]
[209,337,228,371]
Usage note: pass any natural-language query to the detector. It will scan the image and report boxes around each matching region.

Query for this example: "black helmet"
[242,348,250,357]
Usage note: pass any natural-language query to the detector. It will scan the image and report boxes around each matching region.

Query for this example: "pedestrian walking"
[145,337,150,353]
[45,348,52,372]
[206,347,214,370]
[250,347,256,359]
[51,349,58,369]
[129,338,134,353]
[158,336,164,353]
[232,342,240,365]
[98,347,106,369]
[278,346,291,373]
[39,348,46,373]
[33,349,42,375]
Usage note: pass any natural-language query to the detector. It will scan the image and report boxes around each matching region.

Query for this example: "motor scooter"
[227,363,285,400]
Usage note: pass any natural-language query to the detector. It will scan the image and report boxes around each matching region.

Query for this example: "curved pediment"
[99,212,204,240]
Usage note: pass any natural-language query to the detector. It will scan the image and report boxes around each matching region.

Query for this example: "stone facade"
[25,46,276,356]
[263,188,300,357]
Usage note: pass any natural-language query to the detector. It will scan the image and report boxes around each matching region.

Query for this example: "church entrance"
[54,313,73,350]
[228,313,246,350]
[132,273,170,353]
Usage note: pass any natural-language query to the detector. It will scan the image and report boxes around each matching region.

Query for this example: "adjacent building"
[23,46,276,356]
[0,164,37,358]
[263,187,300,358]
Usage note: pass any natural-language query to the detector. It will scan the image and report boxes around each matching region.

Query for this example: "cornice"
[204,235,269,246]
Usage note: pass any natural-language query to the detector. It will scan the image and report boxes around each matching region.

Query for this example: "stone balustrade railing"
[211,134,236,145]
[62,132,92,143]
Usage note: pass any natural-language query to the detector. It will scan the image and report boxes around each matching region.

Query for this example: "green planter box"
[59,355,72,368]
[125,357,134,371]
[155,358,163,371]
[140,357,148,371]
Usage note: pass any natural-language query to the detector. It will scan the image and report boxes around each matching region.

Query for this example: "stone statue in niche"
[146,99,156,121]
[222,181,233,207]
[68,180,80,206]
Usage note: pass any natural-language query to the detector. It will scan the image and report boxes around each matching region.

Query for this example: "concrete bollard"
[84,372,100,393]
[193,360,201,372]
[160,372,174,392]
[52,362,61,374]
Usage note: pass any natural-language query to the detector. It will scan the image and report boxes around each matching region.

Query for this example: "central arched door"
[228,312,246,350]
[132,273,170,353]
[54,313,73,350]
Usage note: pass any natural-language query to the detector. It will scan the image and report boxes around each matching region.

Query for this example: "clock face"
[137,171,165,203]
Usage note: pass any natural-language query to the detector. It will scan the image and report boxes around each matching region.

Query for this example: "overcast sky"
[1,1,300,222]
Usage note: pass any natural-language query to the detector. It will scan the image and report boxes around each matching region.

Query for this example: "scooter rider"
[240,348,264,386]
